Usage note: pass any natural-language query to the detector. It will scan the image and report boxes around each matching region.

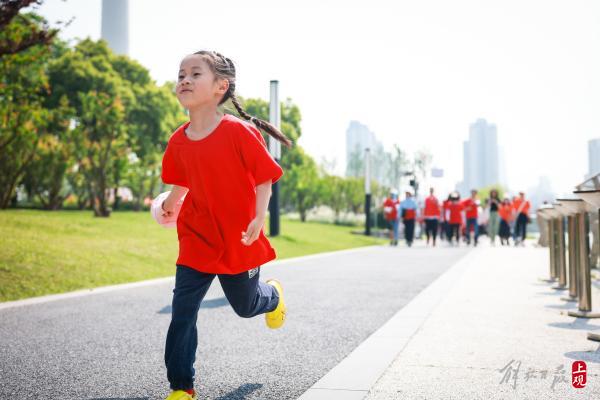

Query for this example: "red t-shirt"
[423,195,440,219]
[442,199,450,221]
[161,114,283,275]
[512,198,530,216]
[461,197,478,219]
[448,201,463,224]
[499,204,513,222]
[383,198,399,221]
[403,208,416,220]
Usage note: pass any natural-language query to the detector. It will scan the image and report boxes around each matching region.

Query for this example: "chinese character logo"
[572,361,587,389]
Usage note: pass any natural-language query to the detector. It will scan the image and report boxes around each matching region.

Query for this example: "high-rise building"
[345,120,383,177]
[101,0,129,55]
[458,118,502,195]
[588,138,600,178]
[345,120,398,189]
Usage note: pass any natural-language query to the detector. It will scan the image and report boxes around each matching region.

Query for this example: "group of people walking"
[382,188,531,247]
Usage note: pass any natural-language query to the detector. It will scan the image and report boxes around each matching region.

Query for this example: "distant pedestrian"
[423,187,441,246]
[447,192,463,246]
[461,189,479,246]
[487,189,501,245]
[479,199,489,237]
[383,189,400,246]
[498,198,513,245]
[442,194,452,242]
[512,192,531,246]
[400,191,418,247]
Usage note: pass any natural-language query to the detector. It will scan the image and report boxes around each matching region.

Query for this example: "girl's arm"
[241,180,272,246]
[161,185,189,215]
[255,180,272,219]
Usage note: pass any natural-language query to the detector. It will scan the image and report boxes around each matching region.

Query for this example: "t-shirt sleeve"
[238,124,284,185]
[161,143,187,187]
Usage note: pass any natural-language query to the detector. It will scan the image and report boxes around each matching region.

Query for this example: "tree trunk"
[113,186,120,211]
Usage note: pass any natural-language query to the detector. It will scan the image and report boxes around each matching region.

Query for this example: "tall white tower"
[589,138,600,178]
[101,0,129,55]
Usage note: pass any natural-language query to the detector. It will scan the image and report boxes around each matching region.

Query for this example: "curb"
[297,248,478,400]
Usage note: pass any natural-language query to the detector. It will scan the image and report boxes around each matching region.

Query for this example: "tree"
[346,177,366,214]
[390,144,408,190]
[0,12,55,208]
[46,39,134,216]
[414,148,433,181]
[281,148,320,222]
[0,1,59,57]
[74,90,126,216]
[320,175,349,223]
[21,95,74,209]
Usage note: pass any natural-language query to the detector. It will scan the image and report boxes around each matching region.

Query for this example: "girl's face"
[176,54,229,109]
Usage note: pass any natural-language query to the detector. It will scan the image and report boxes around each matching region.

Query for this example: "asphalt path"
[0,243,469,400]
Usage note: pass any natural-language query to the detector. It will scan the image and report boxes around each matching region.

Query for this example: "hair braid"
[230,93,292,149]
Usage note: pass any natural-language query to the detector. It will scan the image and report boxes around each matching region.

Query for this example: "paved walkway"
[362,242,600,399]
[0,244,468,400]
[5,240,598,399]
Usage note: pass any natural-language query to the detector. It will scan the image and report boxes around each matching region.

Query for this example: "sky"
[34,0,600,197]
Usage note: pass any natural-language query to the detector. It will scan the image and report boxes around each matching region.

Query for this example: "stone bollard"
[552,203,572,291]
[537,206,558,282]
[559,199,598,317]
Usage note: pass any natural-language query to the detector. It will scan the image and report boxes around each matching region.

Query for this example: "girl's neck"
[187,105,223,139]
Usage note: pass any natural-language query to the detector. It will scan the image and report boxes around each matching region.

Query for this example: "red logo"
[572,361,587,388]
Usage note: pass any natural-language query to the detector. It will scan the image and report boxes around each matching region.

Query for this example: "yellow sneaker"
[265,279,286,329]
[165,390,197,400]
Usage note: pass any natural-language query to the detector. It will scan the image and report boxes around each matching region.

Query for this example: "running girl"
[160,51,292,400]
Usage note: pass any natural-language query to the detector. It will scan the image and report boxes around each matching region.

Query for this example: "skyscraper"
[344,120,394,188]
[588,138,600,178]
[101,0,129,55]
[458,118,502,195]
[345,120,382,176]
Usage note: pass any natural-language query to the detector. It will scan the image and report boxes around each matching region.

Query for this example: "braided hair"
[193,50,292,149]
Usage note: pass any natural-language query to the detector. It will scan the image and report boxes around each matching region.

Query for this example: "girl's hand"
[241,217,263,246]
[161,198,176,218]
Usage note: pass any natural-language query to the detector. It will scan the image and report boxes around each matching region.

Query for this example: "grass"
[0,210,385,302]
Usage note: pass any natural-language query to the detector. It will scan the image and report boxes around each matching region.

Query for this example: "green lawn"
[0,210,385,302]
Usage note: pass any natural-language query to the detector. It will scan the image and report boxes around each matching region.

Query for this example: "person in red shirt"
[423,187,441,246]
[383,189,400,246]
[160,51,292,400]
[461,189,479,246]
[447,192,463,246]
[498,198,514,245]
[512,191,531,246]
[441,194,452,242]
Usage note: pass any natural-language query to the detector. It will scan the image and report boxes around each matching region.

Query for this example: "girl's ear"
[216,78,229,95]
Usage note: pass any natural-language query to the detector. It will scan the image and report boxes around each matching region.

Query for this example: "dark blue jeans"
[465,217,479,245]
[164,264,280,390]
[403,219,415,245]
[515,212,528,242]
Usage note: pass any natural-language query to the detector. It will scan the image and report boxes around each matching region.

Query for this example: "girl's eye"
[178,76,184,80]
[194,73,201,77]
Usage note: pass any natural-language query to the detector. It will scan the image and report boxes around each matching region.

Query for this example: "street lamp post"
[268,80,281,237]
[365,148,371,236]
